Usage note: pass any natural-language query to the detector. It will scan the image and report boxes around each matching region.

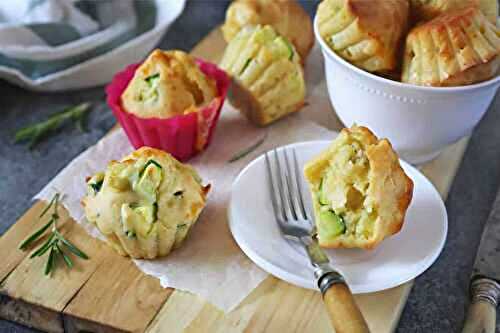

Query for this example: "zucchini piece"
[318,178,329,206]
[87,172,105,195]
[135,160,163,203]
[140,74,161,101]
[318,210,346,238]
[275,36,295,60]
[121,204,156,238]
[145,73,160,87]
[240,58,252,74]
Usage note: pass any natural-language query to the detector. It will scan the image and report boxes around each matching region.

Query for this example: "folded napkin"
[0,0,185,91]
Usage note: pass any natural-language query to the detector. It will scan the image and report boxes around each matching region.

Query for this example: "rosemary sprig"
[228,133,267,163]
[14,102,91,149]
[18,193,89,276]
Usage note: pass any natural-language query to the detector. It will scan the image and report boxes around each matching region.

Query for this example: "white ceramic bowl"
[314,15,500,164]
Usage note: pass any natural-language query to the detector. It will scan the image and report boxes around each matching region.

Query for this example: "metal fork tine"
[265,152,284,222]
[274,149,291,221]
[283,149,301,220]
[266,148,313,240]
[292,149,310,220]
[278,149,298,220]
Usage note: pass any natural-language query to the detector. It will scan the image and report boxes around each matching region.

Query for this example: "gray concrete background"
[1,1,499,332]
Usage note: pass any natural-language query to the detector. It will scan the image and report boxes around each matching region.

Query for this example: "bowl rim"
[313,14,500,93]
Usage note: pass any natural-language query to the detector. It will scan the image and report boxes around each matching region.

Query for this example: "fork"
[265,148,370,333]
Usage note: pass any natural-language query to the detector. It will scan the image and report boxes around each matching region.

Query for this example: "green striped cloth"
[0,0,186,91]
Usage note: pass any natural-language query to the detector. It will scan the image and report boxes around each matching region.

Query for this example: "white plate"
[228,140,448,293]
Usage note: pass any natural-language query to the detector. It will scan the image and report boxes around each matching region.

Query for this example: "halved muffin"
[222,0,314,61]
[121,50,218,119]
[402,6,500,86]
[410,0,498,24]
[304,126,413,249]
[220,25,306,126]
[317,0,409,72]
[82,147,210,259]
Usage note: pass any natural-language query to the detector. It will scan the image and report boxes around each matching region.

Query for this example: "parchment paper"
[35,44,341,312]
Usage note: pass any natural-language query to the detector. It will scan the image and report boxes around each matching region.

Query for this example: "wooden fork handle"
[318,272,370,333]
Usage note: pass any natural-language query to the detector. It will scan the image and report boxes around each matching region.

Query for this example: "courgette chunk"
[318,178,329,206]
[90,180,103,194]
[240,58,252,74]
[135,160,163,203]
[145,73,160,86]
[318,210,346,238]
[87,172,105,195]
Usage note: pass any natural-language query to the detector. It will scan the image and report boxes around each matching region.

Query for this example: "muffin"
[317,0,409,72]
[402,6,500,86]
[106,50,230,161]
[220,25,306,126]
[304,126,413,249]
[82,147,210,259]
[410,0,498,24]
[122,50,217,119]
[222,0,314,61]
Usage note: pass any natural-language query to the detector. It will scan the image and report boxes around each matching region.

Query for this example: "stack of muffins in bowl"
[315,0,500,164]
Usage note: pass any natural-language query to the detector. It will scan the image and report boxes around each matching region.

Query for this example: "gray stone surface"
[0,1,498,332]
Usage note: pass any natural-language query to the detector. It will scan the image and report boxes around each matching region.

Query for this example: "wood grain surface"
[0,27,468,333]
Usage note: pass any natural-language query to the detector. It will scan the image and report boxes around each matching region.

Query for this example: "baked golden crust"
[121,50,217,119]
[82,147,210,259]
[402,6,500,86]
[317,0,409,72]
[303,126,413,249]
[222,0,314,61]
[410,0,498,24]
[220,25,306,126]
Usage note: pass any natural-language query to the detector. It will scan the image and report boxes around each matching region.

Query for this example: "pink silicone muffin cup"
[106,59,230,161]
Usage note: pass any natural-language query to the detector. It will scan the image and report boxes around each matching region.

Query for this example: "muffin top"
[304,126,413,249]
[222,0,314,61]
[317,0,409,72]
[410,0,498,24]
[402,6,500,86]
[82,147,210,259]
[219,25,306,125]
[121,50,218,119]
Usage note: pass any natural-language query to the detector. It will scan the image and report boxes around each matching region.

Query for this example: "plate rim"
[228,140,448,293]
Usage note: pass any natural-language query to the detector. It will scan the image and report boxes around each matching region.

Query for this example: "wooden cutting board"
[0,27,469,333]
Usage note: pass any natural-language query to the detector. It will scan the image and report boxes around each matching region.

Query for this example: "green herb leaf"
[57,244,73,268]
[45,246,56,275]
[14,102,91,149]
[228,134,267,163]
[75,112,89,133]
[55,230,89,260]
[21,192,89,276]
[19,218,54,250]
[29,233,55,258]
[39,193,59,218]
